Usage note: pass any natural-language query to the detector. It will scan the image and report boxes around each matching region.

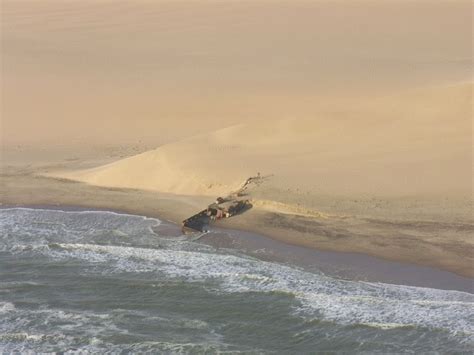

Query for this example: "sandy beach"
[1,2,473,352]
[2,0,472,277]
[1,154,472,278]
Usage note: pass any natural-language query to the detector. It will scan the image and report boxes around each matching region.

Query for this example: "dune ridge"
[49,83,472,201]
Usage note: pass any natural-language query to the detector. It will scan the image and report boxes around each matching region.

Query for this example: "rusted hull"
[181,209,210,234]
[181,200,252,234]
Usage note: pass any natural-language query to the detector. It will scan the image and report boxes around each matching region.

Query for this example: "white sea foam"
[0,207,161,236]
[0,302,227,353]
[0,302,15,313]
[1,208,473,341]
[0,332,56,342]
[0,332,231,353]
[22,242,472,335]
[0,208,161,253]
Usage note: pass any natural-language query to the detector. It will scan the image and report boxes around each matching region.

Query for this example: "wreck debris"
[181,174,270,234]
[230,172,272,197]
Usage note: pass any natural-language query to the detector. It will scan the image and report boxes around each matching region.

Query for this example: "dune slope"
[51,83,472,200]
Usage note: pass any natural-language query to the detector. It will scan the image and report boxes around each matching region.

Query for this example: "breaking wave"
[1,207,473,352]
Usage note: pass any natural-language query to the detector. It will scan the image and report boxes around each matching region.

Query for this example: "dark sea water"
[0,208,473,353]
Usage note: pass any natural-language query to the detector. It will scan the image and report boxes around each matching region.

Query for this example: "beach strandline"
[2,204,472,294]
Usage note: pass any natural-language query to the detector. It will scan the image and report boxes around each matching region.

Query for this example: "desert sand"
[1,1,473,276]
[49,82,472,199]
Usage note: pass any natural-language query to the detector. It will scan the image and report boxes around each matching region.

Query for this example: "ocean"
[0,207,472,353]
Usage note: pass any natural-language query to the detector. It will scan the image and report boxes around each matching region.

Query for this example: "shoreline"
[1,170,472,279]
[2,203,472,294]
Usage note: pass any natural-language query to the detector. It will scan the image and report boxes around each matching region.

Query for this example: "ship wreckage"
[182,174,270,234]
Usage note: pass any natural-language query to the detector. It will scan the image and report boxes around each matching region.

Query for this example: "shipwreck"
[181,174,269,234]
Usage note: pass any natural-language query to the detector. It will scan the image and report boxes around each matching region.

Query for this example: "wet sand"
[203,228,473,294]
[1,167,473,279]
[1,204,472,294]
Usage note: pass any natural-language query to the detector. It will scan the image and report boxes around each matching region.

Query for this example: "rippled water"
[0,208,473,353]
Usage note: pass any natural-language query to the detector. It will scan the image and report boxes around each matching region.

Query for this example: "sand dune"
[51,83,472,199]
[3,1,472,276]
